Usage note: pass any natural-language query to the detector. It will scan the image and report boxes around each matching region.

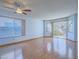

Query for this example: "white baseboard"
[0,35,43,46]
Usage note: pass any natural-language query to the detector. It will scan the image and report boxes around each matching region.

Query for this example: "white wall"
[25,19,43,39]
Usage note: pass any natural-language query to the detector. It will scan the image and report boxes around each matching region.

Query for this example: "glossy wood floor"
[0,37,77,59]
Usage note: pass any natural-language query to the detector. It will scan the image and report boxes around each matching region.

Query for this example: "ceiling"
[0,0,78,20]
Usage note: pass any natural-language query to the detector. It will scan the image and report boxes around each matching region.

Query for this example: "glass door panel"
[44,20,52,37]
[53,21,67,38]
[0,17,25,38]
[0,17,14,38]
[14,20,22,36]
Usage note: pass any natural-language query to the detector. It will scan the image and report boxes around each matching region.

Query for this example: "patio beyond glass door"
[53,21,67,38]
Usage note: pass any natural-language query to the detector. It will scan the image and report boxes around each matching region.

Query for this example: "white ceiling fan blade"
[4,0,15,5]
[3,0,17,9]
[4,4,17,10]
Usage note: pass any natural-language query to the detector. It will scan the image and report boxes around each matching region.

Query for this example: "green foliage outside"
[53,30,63,36]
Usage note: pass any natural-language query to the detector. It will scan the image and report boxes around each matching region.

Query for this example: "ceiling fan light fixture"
[16,8,22,14]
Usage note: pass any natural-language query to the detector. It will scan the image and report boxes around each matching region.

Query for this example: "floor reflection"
[52,37,77,59]
[53,37,67,56]
[0,37,77,59]
[0,47,23,59]
[47,43,51,52]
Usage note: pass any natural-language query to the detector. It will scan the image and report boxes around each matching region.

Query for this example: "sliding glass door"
[44,20,52,37]
[0,17,25,38]
[44,17,73,39]
[53,20,67,38]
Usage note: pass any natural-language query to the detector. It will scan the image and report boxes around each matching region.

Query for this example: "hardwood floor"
[0,37,77,59]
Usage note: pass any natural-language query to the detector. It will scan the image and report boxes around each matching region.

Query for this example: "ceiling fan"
[3,0,31,15]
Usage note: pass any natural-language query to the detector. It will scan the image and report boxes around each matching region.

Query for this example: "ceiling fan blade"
[22,12,27,15]
[4,0,14,4]
[4,5,16,10]
[23,9,31,12]
[3,0,18,10]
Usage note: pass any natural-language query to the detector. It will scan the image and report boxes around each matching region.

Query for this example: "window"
[0,16,25,38]
[68,19,73,32]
